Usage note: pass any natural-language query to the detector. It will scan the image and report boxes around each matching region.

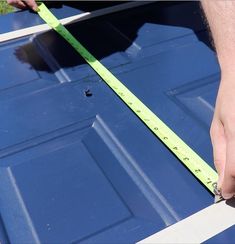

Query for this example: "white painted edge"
[0,1,151,43]
[138,199,235,244]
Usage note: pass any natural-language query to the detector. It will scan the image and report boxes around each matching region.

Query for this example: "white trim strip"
[138,199,235,243]
[0,2,151,43]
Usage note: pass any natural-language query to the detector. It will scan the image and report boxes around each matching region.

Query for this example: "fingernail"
[222,192,234,200]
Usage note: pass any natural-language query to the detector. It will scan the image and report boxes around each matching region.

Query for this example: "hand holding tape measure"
[36,3,220,201]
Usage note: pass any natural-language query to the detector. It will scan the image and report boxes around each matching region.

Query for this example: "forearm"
[202,1,235,78]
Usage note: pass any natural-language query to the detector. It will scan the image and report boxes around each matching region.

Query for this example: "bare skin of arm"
[202,0,235,199]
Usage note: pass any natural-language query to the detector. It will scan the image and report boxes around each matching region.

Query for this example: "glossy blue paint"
[0,2,124,33]
[0,4,81,33]
[204,225,235,243]
[0,1,225,243]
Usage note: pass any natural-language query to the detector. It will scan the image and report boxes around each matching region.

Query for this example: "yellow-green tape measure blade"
[37,3,218,193]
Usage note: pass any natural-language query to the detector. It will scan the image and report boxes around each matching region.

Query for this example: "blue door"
[0,2,220,243]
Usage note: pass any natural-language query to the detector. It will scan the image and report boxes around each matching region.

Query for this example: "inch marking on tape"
[37,3,218,193]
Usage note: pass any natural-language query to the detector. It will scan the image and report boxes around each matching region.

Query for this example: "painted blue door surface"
[0,2,221,243]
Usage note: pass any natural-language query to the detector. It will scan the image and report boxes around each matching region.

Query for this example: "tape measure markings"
[37,3,218,193]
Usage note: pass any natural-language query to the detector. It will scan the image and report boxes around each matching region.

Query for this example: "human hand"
[7,0,38,11]
[210,77,235,199]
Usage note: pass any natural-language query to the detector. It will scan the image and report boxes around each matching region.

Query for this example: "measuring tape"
[37,3,218,194]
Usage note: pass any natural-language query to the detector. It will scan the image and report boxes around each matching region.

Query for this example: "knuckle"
[210,124,213,135]
[210,121,216,135]
[210,126,215,139]
[210,121,219,141]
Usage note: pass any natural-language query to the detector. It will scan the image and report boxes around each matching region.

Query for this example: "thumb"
[210,120,226,188]
[24,0,38,11]
[221,135,235,199]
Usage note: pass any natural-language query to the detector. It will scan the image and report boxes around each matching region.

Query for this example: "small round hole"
[84,89,92,97]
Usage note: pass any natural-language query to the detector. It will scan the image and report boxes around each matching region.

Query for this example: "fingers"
[210,119,226,188]
[7,0,38,11]
[211,117,235,199]
[7,0,27,9]
[24,0,38,11]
